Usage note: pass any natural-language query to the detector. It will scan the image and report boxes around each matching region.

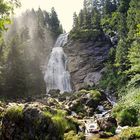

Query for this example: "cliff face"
[64,37,112,91]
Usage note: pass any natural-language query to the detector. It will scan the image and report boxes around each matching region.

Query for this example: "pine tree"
[82,0,93,29]
[73,12,79,30]
[49,7,62,37]
[127,0,140,40]
[78,10,84,29]
[118,0,131,13]
[91,6,101,29]
[4,36,27,98]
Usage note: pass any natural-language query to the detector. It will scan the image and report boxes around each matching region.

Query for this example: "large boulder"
[64,37,112,91]
[1,103,60,140]
[97,117,117,133]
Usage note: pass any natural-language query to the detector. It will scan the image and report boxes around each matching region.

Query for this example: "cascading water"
[44,33,72,93]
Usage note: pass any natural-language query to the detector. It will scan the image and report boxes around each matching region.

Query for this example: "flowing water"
[44,33,72,93]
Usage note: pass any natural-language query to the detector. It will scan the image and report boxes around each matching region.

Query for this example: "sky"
[15,0,84,32]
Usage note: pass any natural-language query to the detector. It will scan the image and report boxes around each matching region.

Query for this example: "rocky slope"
[64,36,112,91]
[0,89,114,140]
[1,90,140,140]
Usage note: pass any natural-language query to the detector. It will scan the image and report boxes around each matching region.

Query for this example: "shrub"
[113,88,140,126]
[119,127,140,140]
[113,106,138,126]
[43,111,52,118]
[64,130,84,140]
[69,29,102,42]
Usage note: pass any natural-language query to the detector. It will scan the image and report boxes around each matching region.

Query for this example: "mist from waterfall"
[44,33,72,93]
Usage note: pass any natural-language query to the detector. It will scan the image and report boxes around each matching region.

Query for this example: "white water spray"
[44,33,72,93]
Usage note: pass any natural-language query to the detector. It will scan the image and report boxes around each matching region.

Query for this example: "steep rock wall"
[64,37,112,91]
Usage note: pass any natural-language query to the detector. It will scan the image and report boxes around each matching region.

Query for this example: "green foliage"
[112,6,140,126]
[52,113,68,139]
[64,131,84,140]
[103,0,117,16]
[51,109,78,139]
[0,0,20,35]
[115,38,129,71]
[78,89,101,101]
[127,74,140,88]
[4,36,28,98]
[43,111,52,118]
[49,7,63,38]
[113,88,140,126]
[118,0,131,13]
[70,29,102,41]
[119,127,140,140]
[115,107,138,126]
[100,1,140,121]
[71,0,102,38]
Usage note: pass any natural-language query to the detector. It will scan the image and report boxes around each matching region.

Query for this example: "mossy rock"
[78,89,102,101]
[1,104,61,140]
[4,105,23,121]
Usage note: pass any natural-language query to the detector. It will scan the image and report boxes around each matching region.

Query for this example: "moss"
[43,111,52,118]
[79,89,102,101]
[64,130,84,140]
[89,90,102,101]
[52,115,68,139]
[65,117,80,133]
[5,105,23,121]
[57,109,67,116]
[119,127,140,140]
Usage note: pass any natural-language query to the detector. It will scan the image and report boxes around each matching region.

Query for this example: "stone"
[86,99,98,108]
[84,72,102,86]
[97,117,117,133]
[1,103,60,140]
[64,37,112,91]
[48,89,60,98]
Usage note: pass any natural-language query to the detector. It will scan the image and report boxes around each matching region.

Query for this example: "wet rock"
[97,117,117,133]
[58,92,71,102]
[85,99,98,108]
[48,89,60,98]
[84,72,102,86]
[86,108,95,116]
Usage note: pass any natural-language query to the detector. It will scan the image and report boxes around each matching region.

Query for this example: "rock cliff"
[64,36,112,91]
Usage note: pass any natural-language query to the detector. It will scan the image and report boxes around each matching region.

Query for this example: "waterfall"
[44,33,72,93]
